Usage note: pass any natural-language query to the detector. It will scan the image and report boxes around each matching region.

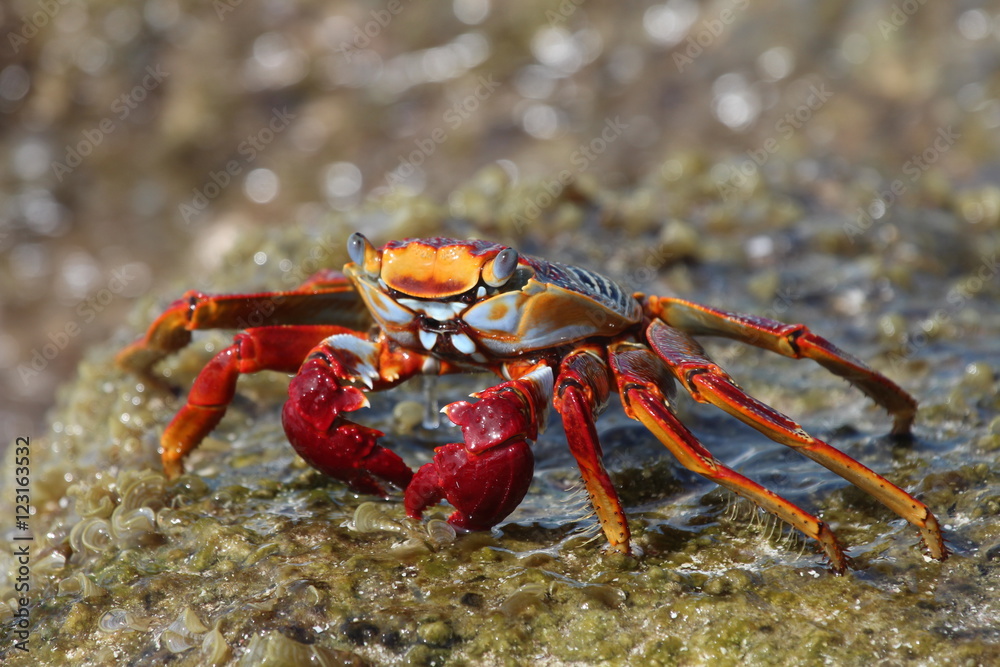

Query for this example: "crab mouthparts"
[396,298,466,322]
[396,297,478,355]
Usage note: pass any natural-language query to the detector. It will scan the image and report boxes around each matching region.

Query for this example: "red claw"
[404,368,551,531]
[406,440,534,531]
[442,391,538,453]
[286,362,370,432]
[283,356,414,497]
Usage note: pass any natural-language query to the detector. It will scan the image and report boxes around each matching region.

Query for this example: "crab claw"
[441,390,539,453]
[405,439,534,532]
[404,367,551,531]
[282,353,414,496]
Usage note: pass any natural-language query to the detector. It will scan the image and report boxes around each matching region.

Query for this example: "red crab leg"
[158,324,353,478]
[117,270,369,375]
[608,341,849,572]
[282,333,451,496]
[552,347,631,554]
[644,295,917,434]
[405,365,553,531]
[644,319,947,561]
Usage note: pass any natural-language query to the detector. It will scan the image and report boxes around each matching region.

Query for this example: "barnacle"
[32,548,67,576]
[65,469,167,559]
[116,469,167,512]
[349,502,403,533]
[390,537,431,559]
[201,624,231,665]
[98,608,152,633]
[68,517,113,558]
[66,484,115,519]
[110,505,157,546]
[160,607,210,653]
[57,572,107,599]
[426,519,457,546]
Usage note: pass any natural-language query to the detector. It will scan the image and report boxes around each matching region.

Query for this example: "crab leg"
[609,341,849,572]
[405,365,552,531]
[645,296,917,434]
[117,270,370,375]
[645,319,947,561]
[552,347,631,554]
[156,325,353,478]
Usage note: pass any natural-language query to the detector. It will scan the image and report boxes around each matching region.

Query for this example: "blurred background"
[1,0,998,447]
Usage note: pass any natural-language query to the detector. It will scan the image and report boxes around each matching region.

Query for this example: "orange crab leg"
[644,295,917,434]
[117,270,370,375]
[644,319,947,561]
[159,324,355,478]
[609,341,849,572]
[552,347,631,554]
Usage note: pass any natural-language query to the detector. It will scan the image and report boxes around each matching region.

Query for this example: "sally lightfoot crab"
[118,234,947,573]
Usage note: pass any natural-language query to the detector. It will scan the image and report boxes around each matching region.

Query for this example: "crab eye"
[483,248,518,287]
[347,233,366,266]
[347,233,380,276]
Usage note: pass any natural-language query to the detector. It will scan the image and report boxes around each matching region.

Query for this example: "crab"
[118,233,947,573]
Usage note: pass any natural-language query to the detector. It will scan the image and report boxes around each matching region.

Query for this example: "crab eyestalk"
[482,247,519,287]
[347,232,381,277]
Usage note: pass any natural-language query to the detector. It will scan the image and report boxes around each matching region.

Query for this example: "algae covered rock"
[3,188,1000,664]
